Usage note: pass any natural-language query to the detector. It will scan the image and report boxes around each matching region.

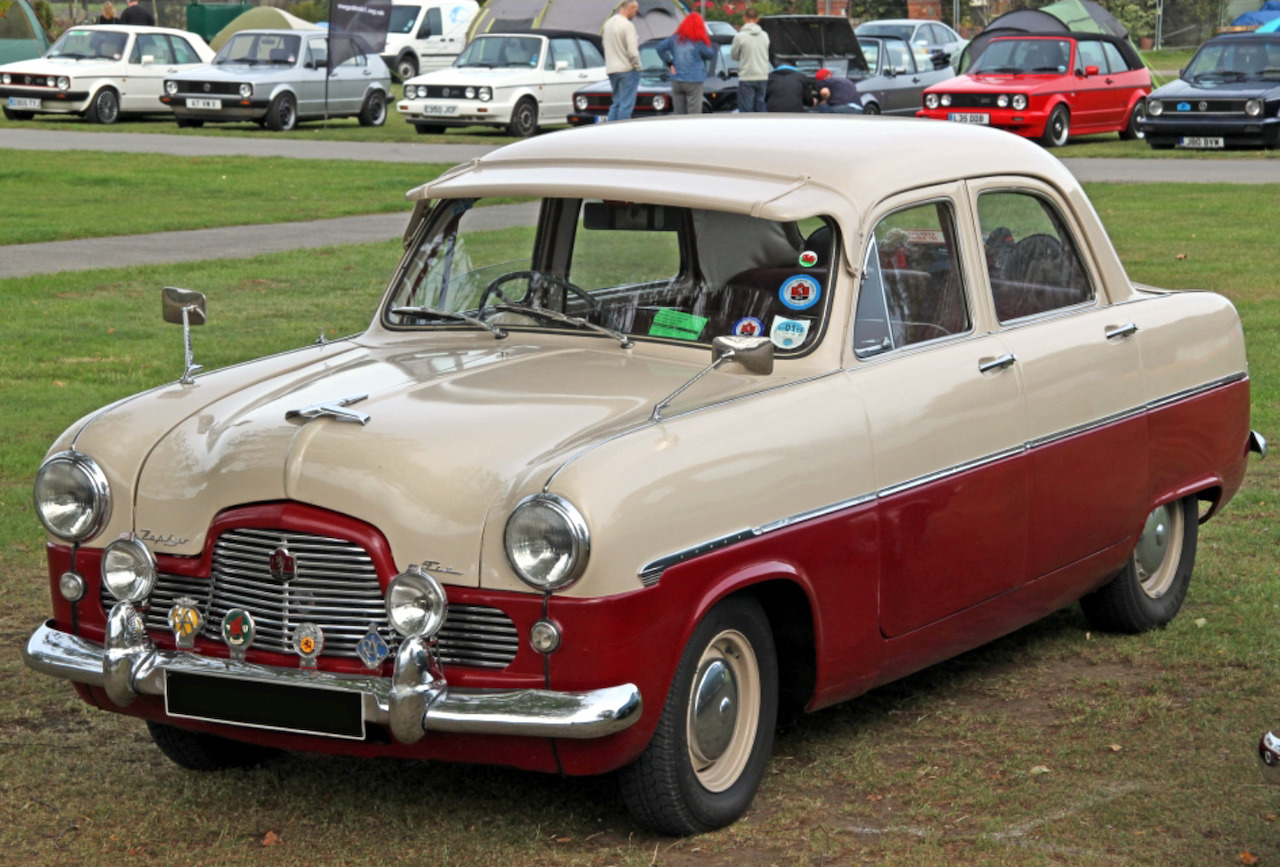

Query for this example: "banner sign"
[328,0,391,71]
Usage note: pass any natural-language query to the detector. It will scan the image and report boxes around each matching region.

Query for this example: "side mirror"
[162,287,206,385]
[555,59,569,71]
[1084,64,1099,76]
[712,335,774,375]
[140,54,155,65]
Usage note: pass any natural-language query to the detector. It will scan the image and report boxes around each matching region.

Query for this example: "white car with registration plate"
[397,29,605,136]
[0,25,214,123]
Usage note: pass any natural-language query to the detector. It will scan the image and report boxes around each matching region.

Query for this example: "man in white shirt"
[603,0,641,120]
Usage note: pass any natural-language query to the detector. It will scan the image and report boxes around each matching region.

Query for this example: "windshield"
[384,198,837,353]
[640,43,669,77]
[1184,38,1280,81]
[49,28,127,60]
[457,35,542,68]
[389,5,421,34]
[971,38,1072,74]
[857,23,913,41]
[216,33,301,65]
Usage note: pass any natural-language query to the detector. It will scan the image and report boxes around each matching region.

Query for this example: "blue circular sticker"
[779,275,821,310]
[733,317,765,338]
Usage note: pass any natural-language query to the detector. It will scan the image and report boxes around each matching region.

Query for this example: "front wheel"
[85,88,120,125]
[358,90,387,127]
[2,107,33,121]
[1120,99,1146,140]
[862,101,881,115]
[619,595,778,835]
[265,92,297,132]
[414,123,445,135]
[1039,104,1070,147]
[1081,496,1199,633]
[395,54,418,82]
[506,98,538,137]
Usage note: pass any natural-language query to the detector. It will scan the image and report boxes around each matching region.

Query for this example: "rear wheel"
[2,107,33,121]
[862,101,881,115]
[1039,104,1069,147]
[506,98,538,137]
[1120,99,1146,140]
[265,92,297,131]
[358,90,387,127]
[147,721,277,771]
[1081,496,1199,633]
[619,595,778,835]
[395,54,418,82]
[85,88,120,125]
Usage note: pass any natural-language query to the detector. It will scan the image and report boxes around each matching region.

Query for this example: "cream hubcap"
[686,629,759,793]
[1134,503,1183,599]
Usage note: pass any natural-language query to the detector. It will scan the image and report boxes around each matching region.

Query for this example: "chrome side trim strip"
[638,373,1248,583]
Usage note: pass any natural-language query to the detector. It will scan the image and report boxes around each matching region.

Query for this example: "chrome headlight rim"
[478,86,492,101]
[1012,93,1028,110]
[924,93,939,109]
[238,82,252,99]
[33,450,111,543]
[996,93,1009,108]
[940,93,952,107]
[1,73,10,85]
[101,536,157,603]
[651,93,667,111]
[57,76,71,92]
[1147,99,1163,116]
[164,80,178,96]
[504,493,590,592]
[385,568,448,639]
[574,94,588,111]
[1246,98,1263,117]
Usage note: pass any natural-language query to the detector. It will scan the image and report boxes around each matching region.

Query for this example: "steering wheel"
[477,271,598,314]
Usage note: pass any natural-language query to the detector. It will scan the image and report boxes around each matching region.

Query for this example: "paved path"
[5,127,1278,278]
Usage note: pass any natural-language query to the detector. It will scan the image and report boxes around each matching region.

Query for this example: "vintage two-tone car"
[0,24,214,123]
[1139,32,1280,150]
[24,116,1264,835]
[160,29,392,131]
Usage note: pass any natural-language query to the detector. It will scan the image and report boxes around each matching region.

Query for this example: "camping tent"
[957,0,1130,71]
[1258,15,1280,31]
[0,0,52,65]
[1232,0,1280,27]
[468,0,685,42]
[209,7,322,52]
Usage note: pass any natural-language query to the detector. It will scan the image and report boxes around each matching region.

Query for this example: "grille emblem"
[292,622,325,669]
[168,596,202,649]
[222,608,256,661]
[357,624,391,670]
[202,82,211,93]
[269,544,297,581]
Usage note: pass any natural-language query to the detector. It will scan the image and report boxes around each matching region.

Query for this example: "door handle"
[978,353,1016,374]
[1105,322,1139,341]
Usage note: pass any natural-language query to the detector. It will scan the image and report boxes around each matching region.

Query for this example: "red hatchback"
[917,33,1150,146]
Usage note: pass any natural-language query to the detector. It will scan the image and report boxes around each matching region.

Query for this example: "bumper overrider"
[24,605,642,743]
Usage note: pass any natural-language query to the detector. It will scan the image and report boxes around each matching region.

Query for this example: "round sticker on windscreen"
[799,250,819,268]
[779,275,821,310]
[733,317,765,338]
[770,316,811,349]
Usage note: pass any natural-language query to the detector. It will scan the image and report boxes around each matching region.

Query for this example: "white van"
[382,0,479,81]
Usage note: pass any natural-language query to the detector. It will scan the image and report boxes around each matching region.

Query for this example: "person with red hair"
[655,13,717,114]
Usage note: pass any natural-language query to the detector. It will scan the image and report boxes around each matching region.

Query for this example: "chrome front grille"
[102,527,519,668]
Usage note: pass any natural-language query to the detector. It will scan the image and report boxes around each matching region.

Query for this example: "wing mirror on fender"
[162,287,206,386]
[650,336,775,422]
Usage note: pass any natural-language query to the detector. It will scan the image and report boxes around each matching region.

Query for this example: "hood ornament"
[285,394,370,426]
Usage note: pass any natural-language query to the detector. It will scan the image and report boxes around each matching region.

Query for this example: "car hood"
[69,335,772,583]
[927,72,1059,93]
[760,15,869,74]
[576,74,669,96]
[167,63,293,81]
[412,66,544,87]
[1151,77,1280,99]
[4,56,119,75]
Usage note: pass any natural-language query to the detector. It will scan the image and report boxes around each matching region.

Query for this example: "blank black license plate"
[165,672,365,740]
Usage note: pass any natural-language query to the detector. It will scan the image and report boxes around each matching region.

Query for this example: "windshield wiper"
[391,305,507,338]
[1194,70,1244,81]
[492,303,634,349]
[980,65,1021,74]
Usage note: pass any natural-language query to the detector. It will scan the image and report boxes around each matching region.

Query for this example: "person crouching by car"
[655,12,716,115]
[766,64,818,113]
[813,68,863,114]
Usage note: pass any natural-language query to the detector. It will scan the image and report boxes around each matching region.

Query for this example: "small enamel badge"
[292,622,325,669]
[167,596,203,650]
[356,624,391,671]
[221,608,256,661]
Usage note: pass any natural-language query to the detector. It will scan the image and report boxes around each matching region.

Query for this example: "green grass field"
[0,172,1276,863]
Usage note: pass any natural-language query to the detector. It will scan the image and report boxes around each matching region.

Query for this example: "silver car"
[160,29,391,130]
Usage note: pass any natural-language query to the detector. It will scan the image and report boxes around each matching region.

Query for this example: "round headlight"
[46,76,55,87]
[1148,99,1163,117]
[414,85,427,99]
[1012,93,1028,110]
[575,94,588,111]
[504,494,589,591]
[1,74,9,84]
[652,93,667,111]
[940,93,952,107]
[924,93,938,109]
[996,94,1009,108]
[33,451,111,542]
[465,86,476,99]
[165,80,178,95]
[386,569,447,638]
[239,83,252,99]
[57,76,70,91]
[1246,98,1263,117]
[101,537,156,603]
[479,87,492,101]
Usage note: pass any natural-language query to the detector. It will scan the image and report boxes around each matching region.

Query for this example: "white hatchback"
[397,30,605,137]
[0,25,214,124]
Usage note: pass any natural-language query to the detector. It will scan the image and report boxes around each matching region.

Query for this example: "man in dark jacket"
[814,68,863,114]
[766,64,817,112]
[118,0,156,26]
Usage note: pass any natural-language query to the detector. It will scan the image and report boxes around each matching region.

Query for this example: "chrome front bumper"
[24,614,642,743]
